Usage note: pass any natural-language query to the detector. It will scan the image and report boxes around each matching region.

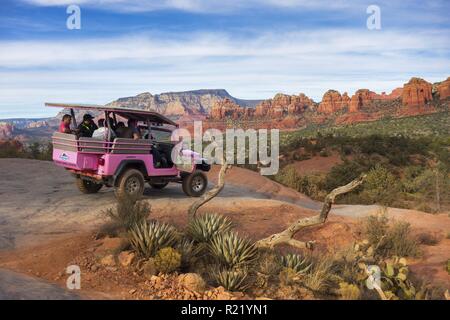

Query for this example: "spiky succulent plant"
[128,220,178,258]
[187,213,233,243]
[212,267,249,291]
[281,253,311,274]
[208,231,258,268]
[175,238,201,269]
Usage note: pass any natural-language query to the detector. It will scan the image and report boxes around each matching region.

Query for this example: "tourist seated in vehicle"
[116,119,141,140]
[77,113,98,138]
[92,118,116,140]
[59,114,76,134]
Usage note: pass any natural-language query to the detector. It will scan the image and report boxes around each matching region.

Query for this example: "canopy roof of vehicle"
[45,102,178,127]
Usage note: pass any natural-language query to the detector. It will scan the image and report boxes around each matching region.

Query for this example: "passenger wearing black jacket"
[77,114,98,138]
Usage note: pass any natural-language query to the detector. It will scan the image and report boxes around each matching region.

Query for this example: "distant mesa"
[2,76,449,141]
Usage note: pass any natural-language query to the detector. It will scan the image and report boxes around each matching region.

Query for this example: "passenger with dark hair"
[77,113,98,138]
[59,114,75,134]
[117,119,141,140]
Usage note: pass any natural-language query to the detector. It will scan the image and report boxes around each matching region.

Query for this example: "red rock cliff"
[402,77,433,107]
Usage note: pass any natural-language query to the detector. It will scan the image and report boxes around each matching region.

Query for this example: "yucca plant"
[176,238,202,270]
[209,231,258,268]
[281,253,311,274]
[128,220,178,258]
[187,213,233,243]
[212,267,249,291]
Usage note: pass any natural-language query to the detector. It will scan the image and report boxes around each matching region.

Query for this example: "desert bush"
[0,139,26,158]
[302,254,334,293]
[278,267,299,286]
[364,212,389,247]
[338,282,361,300]
[416,232,439,246]
[187,213,233,243]
[256,250,282,276]
[208,232,258,268]
[128,220,178,258]
[105,197,150,232]
[153,247,181,274]
[364,213,419,258]
[385,222,419,257]
[212,267,249,291]
[359,164,399,205]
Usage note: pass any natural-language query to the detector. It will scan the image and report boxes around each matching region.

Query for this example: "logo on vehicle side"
[60,153,69,161]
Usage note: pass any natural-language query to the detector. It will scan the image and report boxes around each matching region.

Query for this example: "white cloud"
[0,28,449,118]
[22,0,354,13]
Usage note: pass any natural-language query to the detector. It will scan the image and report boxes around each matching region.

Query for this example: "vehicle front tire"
[115,169,145,199]
[149,182,169,189]
[182,170,207,197]
[76,177,103,194]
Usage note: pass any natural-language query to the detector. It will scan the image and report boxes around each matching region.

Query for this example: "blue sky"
[0,0,449,118]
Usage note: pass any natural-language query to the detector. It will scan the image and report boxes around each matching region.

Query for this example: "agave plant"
[212,267,249,291]
[187,213,233,243]
[128,220,178,258]
[175,238,202,270]
[209,231,258,268]
[281,253,311,274]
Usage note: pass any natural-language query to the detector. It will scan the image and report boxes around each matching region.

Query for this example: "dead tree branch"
[188,161,231,219]
[255,175,366,249]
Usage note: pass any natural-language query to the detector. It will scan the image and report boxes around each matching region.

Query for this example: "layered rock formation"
[402,77,433,107]
[254,93,314,118]
[106,89,260,117]
[317,90,349,113]
[210,98,254,120]
[349,89,375,112]
[436,77,450,100]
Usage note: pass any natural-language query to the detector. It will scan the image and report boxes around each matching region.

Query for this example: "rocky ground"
[0,159,448,299]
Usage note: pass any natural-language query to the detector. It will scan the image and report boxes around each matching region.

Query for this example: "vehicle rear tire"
[76,177,103,194]
[182,170,207,197]
[149,182,169,189]
[115,169,145,200]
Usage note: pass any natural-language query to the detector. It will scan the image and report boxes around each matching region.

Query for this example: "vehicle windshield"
[149,128,172,143]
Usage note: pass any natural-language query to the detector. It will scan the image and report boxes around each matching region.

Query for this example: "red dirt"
[290,153,344,175]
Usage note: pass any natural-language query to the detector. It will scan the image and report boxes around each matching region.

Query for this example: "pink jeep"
[47,103,210,199]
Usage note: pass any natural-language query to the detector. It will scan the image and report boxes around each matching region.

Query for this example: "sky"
[0,0,449,118]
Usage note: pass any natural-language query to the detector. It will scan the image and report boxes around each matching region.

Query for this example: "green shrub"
[359,164,399,205]
[338,282,361,300]
[302,255,334,293]
[208,232,258,268]
[187,213,233,243]
[154,247,181,274]
[416,232,439,246]
[364,214,419,258]
[105,197,150,232]
[128,220,178,258]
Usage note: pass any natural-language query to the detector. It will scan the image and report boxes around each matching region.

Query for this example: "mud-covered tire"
[115,169,145,199]
[150,182,169,189]
[182,170,207,197]
[76,177,103,194]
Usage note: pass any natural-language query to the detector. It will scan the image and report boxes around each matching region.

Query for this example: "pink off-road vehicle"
[47,103,210,199]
